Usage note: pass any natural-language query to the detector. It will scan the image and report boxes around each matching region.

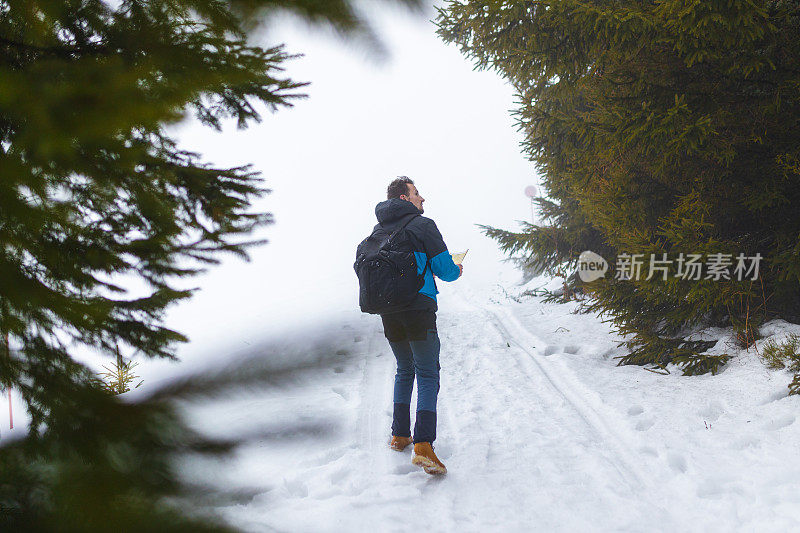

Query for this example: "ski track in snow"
[465,297,649,489]
[179,281,800,532]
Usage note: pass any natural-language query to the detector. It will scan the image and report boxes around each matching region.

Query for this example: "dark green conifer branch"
[0,0,422,427]
[438,0,800,374]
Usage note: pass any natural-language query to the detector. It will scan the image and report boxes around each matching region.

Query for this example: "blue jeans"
[389,333,440,411]
[381,311,440,443]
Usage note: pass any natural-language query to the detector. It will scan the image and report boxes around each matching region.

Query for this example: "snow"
[2,4,796,528]
[2,265,799,529]
[167,272,800,532]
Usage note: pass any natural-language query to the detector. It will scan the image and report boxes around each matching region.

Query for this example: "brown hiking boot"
[388,436,413,451]
[411,442,447,475]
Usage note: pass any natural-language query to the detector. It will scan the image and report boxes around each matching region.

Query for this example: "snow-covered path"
[415,293,658,529]
[182,280,800,532]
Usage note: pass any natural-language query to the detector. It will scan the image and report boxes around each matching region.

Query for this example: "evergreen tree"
[0,342,351,530]
[0,0,422,528]
[437,1,800,374]
[0,0,420,430]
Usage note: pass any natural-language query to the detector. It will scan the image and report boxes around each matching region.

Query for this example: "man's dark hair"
[387,176,414,199]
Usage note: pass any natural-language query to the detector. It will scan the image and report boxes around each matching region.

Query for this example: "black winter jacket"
[373,198,461,313]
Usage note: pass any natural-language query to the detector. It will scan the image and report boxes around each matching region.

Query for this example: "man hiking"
[372,177,462,475]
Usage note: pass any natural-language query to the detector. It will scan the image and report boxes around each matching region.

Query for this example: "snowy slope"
[178,275,800,532]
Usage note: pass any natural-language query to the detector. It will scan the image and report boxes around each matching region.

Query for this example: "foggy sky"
[149,2,539,376]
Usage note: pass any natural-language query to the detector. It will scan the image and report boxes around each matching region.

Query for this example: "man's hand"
[458,264,463,277]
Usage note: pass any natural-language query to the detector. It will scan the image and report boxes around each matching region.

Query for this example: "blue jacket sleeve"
[422,220,461,282]
[431,251,461,282]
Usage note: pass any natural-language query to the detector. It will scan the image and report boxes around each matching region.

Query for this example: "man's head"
[387,176,425,213]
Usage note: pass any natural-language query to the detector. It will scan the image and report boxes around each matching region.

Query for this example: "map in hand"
[451,250,469,265]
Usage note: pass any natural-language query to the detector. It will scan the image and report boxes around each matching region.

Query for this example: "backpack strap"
[379,213,420,251]
[381,213,430,278]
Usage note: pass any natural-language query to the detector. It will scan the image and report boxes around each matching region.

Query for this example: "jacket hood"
[375,198,421,226]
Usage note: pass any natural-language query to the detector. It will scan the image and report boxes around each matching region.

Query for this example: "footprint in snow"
[327,465,352,485]
[763,414,795,431]
[761,390,787,404]
[667,452,688,473]
[543,345,560,356]
[393,463,417,475]
[432,443,453,460]
[635,418,655,431]
[563,345,581,354]
[697,401,726,422]
[599,347,618,360]
[627,405,644,416]
[639,446,658,457]
[696,474,737,499]
[309,446,348,467]
[331,387,349,401]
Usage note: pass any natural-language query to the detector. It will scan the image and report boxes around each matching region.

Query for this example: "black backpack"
[354,214,428,314]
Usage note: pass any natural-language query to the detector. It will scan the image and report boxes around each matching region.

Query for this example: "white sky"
[143,1,539,377]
